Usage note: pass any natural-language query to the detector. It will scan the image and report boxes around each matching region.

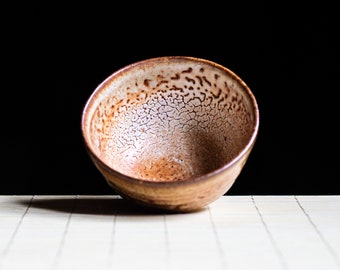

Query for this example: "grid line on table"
[163,214,171,270]
[208,205,228,269]
[0,195,80,270]
[51,195,77,270]
[295,196,340,269]
[165,206,222,270]
[251,196,288,270]
[208,196,284,270]
[52,195,121,270]
[253,195,340,270]
[0,195,34,270]
[210,196,282,270]
[106,199,118,270]
[111,204,175,270]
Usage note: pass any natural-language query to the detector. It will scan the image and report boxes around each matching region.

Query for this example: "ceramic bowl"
[81,56,259,212]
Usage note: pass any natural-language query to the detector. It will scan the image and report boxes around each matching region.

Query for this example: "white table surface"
[0,195,339,270]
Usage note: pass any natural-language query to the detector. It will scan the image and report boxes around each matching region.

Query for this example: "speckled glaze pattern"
[81,56,259,212]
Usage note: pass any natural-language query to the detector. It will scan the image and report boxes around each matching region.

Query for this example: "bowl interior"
[82,57,257,182]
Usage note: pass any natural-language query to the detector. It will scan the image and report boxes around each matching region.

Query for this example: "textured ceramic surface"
[81,56,259,212]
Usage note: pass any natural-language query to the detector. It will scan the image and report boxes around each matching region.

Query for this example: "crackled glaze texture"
[86,58,254,182]
[82,56,259,212]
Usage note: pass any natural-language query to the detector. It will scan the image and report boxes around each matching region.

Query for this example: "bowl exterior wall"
[88,145,253,212]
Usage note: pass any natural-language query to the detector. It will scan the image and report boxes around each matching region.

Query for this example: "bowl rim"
[80,55,260,187]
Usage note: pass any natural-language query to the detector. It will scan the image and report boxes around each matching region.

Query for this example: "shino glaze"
[81,56,259,212]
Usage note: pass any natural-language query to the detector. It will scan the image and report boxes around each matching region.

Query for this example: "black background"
[2,3,339,195]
